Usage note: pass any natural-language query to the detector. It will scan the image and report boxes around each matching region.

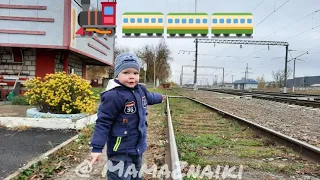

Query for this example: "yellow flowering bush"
[24,72,99,114]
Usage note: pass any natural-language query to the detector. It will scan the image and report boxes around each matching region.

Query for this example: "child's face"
[117,68,140,88]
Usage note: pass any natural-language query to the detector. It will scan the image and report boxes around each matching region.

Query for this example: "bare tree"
[272,68,292,88]
[136,39,172,83]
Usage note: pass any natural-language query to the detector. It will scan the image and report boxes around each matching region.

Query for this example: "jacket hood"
[104,79,121,92]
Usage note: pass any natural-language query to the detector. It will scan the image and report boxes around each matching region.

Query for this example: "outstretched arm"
[146,91,164,105]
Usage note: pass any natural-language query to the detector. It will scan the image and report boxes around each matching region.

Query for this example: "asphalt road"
[0,127,78,179]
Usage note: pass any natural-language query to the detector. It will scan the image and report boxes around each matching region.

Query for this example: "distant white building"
[233,79,258,90]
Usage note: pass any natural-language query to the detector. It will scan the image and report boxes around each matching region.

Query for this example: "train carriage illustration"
[167,13,209,37]
[122,12,164,37]
[211,13,253,37]
[121,12,253,38]
[76,0,117,37]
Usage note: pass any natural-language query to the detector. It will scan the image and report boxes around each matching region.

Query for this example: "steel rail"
[172,90,320,163]
[166,91,183,180]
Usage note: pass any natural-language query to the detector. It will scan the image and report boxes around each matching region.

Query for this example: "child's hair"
[114,53,141,78]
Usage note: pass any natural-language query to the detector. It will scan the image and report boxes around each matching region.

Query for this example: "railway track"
[165,89,320,179]
[198,88,320,108]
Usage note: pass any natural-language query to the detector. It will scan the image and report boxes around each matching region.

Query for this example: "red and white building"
[0,0,114,100]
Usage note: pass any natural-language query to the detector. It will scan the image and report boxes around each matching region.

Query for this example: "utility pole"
[153,56,156,88]
[293,58,296,92]
[180,66,184,86]
[194,39,198,90]
[144,63,147,84]
[231,75,235,83]
[242,63,253,89]
[195,0,197,12]
[222,68,225,86]
[288,51,308,92]
[284,45,289,93]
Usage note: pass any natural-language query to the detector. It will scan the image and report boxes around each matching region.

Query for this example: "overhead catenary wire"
[261,9,320,40]
[214,0,290,59]
[248,9,320,57]
[254,0,290,28]
[252,0,265,12]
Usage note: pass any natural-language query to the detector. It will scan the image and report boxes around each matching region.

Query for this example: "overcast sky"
[96,0,320,84]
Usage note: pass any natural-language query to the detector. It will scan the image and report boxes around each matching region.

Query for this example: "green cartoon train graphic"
[122,12,253,38]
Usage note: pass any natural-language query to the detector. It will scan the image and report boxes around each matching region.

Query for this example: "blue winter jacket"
[90,79,163,156]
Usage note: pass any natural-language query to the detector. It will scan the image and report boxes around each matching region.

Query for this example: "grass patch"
[169,93,320,177]
[11,95,29,105]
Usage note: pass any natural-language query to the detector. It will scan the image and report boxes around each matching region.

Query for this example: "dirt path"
[0,105,34,117]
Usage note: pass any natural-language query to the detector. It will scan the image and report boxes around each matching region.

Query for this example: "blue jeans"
[107,154,143,180]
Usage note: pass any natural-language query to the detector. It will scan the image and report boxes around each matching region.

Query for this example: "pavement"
[0,127,78,179]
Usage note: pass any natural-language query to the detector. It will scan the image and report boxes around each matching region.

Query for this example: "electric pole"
[194,39,198,90]
[284,45,289,93]
[242,63,253,89]
[153,56,156,88]
[180,66,183,86]
[288,51,308,92]
[222,68,224,86]
[231,75,235,83]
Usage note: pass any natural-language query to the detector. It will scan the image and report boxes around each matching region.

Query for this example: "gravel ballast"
[180,89,320,148]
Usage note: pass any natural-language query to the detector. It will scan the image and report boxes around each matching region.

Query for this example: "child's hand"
[90,152,102,165]
[162,95,166,100]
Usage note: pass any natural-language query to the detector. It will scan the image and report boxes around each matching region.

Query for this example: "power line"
[261,9,320,40]
[248,9,320,57]
[283,24,320,41]
[306,44,320,51]
[213,0,290,58]
[252,0,265,12]
[254,0,290,28]
[166,0,170,12]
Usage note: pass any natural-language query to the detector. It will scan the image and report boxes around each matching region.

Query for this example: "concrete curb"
[4,134,79,180]
[0,114,97,130]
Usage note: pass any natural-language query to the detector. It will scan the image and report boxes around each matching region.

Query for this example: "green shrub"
[12,95,29,105]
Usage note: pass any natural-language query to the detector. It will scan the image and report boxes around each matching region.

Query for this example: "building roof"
[233,79,258,84]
